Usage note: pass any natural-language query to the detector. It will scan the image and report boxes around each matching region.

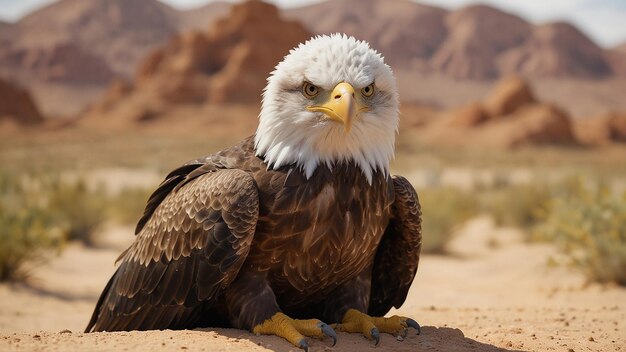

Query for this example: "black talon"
[371,327,380,346]
[317,322,337,346]
[298,338,309,352]
[406,318,421,335]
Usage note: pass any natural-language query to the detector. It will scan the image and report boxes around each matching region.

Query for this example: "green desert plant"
[535,177,626,285]
[46,178,107,246]
[481,182,551,231]
[0,172,64,281]
[107,187,153,225]
[418,186,478,253]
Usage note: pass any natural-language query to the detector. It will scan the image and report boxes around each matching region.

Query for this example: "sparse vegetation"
[0,171,112,281]
[108,187,153,225]
[534,177,626,285]
[481,182,551,231]
[46,178,107,245]
[418,186,479,253]
[0,172,64,281]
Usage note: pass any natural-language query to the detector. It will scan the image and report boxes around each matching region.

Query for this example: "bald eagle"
[86,34,422,350]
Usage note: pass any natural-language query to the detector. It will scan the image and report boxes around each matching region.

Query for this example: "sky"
[0,0,625,48]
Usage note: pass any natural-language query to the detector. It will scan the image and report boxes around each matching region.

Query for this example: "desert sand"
[0,216,623,352]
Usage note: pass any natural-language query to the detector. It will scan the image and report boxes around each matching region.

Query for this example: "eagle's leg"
[323,270,420,344]
[224,273,336,351]
[253,312,337,350]
[334,309,421,344]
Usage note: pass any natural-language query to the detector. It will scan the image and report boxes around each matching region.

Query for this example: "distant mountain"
[284,0,448,70]
[1,43,115,84]
[176,1,233,31]
[287,0,619,80]
[1,0,180,78]
[2,0,623,84]
[1,0,624,119]
[606,42,626,77]
[498,22,612,78]
[430,5,532,79]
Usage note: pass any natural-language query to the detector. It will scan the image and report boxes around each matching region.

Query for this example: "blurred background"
[0,0,624,351]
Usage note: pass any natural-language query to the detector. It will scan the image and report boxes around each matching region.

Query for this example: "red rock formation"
[483,76,535,117]
[0,77,44,125]
[575,112,626,145]
[607,113,626,141]
[133,0,310,104]
[427,76,577,148]
[501,104,576,146]
[447,102,489,127]
[448,76,535,127]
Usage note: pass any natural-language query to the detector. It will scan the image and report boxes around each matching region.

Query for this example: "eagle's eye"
[302,82,319,98]
[361,83,375,98]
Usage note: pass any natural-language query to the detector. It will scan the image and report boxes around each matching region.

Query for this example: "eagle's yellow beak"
[307,82,368,133]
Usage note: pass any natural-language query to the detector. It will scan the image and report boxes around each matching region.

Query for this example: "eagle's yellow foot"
[334,309,421,345]
[253,312,337,351]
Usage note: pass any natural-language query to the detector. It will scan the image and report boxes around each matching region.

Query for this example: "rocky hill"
[0,77,44,126]
[82,0,310,126]
[416,76,578,148]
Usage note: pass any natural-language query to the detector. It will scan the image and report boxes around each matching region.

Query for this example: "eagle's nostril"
[334,94,341,100]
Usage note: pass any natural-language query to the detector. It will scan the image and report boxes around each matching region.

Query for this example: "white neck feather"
[254,34,399,184]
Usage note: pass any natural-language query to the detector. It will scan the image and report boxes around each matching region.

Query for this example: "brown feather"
[87,136,419,333]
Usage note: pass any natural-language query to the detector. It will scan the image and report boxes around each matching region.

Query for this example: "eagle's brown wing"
[85,165,259,332]
[368,175,422,317]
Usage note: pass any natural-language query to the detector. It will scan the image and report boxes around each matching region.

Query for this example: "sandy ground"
[0,217,623,352]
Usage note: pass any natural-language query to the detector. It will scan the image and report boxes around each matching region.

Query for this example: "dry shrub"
[418,187,478,253]
[107,187,153,225]
[0,171,109,280]
[0,172,64,281]
[535,177,626,285]
[481,182,551,231]
[46,178,107,245]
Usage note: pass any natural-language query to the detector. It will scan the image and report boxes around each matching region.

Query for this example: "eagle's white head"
[255,34,399,183]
